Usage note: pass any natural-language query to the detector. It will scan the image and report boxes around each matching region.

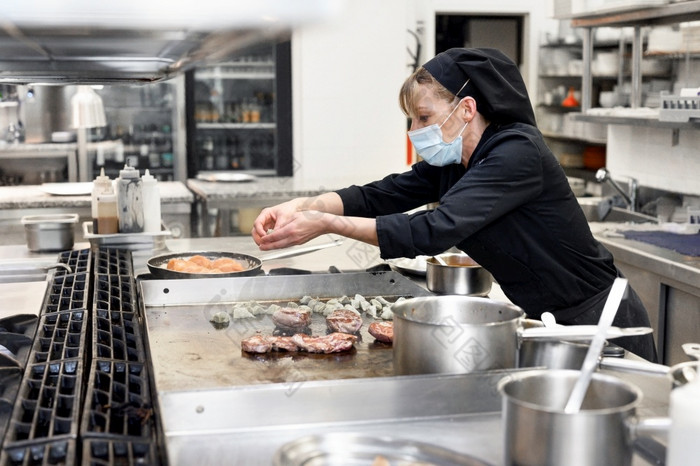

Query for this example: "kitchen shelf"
[197,122,276,130]
[573,111,700,129]
[569,1,700,115]
[541,130,606,145]
[570,0,700,27]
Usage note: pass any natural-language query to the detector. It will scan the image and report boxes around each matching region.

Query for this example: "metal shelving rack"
[569,0,700,114]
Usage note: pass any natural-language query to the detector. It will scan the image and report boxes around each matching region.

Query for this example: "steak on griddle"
[241,334,299,353]
[368,321,393,343]
[291,333,357,354]
[271,307,311,330]
[326,309,363,334]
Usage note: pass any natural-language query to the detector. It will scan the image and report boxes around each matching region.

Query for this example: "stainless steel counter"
[136,235,673,466]
[0,182,195,243]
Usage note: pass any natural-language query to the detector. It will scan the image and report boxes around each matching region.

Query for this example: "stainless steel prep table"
[186,177,343,237]
[135,235,673,466]
[590,222,700,365]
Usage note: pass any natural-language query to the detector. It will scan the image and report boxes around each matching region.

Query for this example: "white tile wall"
[607,125,700,196]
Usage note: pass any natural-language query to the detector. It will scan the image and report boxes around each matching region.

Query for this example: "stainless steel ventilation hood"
[0,1,342,84]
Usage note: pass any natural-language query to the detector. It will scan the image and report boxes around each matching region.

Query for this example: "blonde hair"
[399,67,457,117]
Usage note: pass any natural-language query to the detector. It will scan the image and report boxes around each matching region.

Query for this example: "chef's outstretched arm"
[252,192,379,250]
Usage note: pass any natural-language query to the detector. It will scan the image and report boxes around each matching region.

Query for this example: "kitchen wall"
[607,126,700,198]
[290,0,411,190]
[290,0,557,191]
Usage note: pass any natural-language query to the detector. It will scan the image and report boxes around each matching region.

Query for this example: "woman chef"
[252,47,657,362]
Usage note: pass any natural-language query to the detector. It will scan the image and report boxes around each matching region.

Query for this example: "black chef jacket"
[336,123,657,361]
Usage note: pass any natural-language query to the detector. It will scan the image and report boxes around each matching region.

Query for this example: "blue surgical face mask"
[407,78,471,167]
[408,104,468,166]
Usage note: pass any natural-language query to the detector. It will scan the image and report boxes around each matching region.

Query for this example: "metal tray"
[273,432,493,466]
[82,221,171,250]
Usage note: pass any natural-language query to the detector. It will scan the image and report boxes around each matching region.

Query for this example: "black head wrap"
[422,47,536,127]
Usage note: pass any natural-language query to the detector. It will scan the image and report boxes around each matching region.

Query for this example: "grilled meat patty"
[290,333,358,354]
[368,321,393,343]
[326,309,363,334]
[240,334,298,353]
[271,307,311,329]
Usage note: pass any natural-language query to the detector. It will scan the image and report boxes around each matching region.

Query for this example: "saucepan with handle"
[147,239,343,279]
[391,296,652,376]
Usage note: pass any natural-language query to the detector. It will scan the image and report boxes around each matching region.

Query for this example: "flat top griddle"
[141,271,430,393]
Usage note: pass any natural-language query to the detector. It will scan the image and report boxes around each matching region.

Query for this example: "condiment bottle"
[141,169,162,233]
[116,164,144,233]
[96,192,119,234]
[91,168,112,233]
[667,367,700,465]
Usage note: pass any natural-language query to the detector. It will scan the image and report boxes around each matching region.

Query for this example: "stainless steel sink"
[577,198,658,223]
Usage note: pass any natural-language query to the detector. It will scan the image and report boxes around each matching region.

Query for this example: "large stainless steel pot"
[391,296,652,376]
[498,369,669,466]
[425,254,492,296]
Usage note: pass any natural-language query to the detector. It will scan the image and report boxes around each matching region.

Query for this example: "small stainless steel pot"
[498,369,670,466]
[426,254,492,296]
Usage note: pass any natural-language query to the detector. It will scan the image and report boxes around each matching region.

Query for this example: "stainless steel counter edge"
[0,181,194,209]
[593,225,700,290]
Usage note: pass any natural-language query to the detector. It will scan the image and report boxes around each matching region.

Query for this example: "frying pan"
[147,239,343,279]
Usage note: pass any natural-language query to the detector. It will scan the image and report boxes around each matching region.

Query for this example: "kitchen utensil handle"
[520,325,652,341]
[259,238,343,261]
[599,357,670,376]
[565,278,628,413]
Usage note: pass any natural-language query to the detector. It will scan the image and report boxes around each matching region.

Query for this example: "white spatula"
[564,278,628,414]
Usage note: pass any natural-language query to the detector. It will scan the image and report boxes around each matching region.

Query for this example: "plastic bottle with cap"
[116,164,144,233]
[91,168,112,234]
[141,169,162,233]
[667,364,700,465]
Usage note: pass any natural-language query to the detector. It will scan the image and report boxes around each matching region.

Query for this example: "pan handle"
[599,357,670,376]
[259,239,343,261]
[520,325,653,341]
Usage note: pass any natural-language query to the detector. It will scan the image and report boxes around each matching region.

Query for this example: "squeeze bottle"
[116,165,144,233]
[91,168,112,233]
[141,169,162,233]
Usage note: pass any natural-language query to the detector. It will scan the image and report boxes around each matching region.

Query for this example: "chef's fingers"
[252,208,278,239]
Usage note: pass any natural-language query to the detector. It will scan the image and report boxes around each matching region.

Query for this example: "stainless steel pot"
[518,338,671,377]
[426,254,492,296]
[391,296,653,376]
[498,369,669,466]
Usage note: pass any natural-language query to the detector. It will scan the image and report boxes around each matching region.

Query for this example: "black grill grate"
[83,438,157,465]
[1,439,75,465]
[93,311,142,363]
[30,311,87,365]
[93,275,135,313]
[44,274,88,313]
[3,360,82,447]
[93,250,132,277]
[58,250,91,277]
[81,360,153,440]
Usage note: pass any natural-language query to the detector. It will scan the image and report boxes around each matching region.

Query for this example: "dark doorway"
[435,15,524,65]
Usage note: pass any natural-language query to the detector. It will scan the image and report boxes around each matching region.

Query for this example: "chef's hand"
[252,193,345,247]
[251,199,300,245]
[255,209,328,250]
